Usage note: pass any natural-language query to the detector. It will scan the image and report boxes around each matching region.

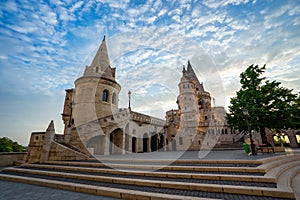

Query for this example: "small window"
[102,90,109,102]
[205,116,208,120]
[112,93,116,104]
[35,136,39,140]
[183,85,185,89]
[96,66,99,73]
[225,129,228,134]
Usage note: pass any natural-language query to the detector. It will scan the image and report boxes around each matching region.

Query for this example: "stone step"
[20,163,276,184]
[1,154,299,199]
[44,161,266,175]
[10,165,276,188]
[88,157,263,165]
[0,168,294,199]
[84,158,261,167]
[0,174,210,200]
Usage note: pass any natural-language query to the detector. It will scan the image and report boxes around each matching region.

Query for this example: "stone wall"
[48,141,89,161]
[0,152,27,166]
[26,132,45,163]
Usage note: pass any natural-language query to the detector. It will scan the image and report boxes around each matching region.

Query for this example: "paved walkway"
[0,180,119,200]
[95,149,289,161]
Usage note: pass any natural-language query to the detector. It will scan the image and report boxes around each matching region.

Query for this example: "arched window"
[96,67,99,73]
[102,90,109,102]
[112,92,116,104]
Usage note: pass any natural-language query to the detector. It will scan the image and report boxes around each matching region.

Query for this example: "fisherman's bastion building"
[26,36,300,163]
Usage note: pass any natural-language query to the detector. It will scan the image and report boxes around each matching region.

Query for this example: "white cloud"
[70,1,84,13]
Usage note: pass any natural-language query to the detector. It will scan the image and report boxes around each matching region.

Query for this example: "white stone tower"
[73,36,121,127]
[175,62,200,150]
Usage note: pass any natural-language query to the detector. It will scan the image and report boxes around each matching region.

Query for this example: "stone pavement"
[95,149,289,161]
[0,180,119,200]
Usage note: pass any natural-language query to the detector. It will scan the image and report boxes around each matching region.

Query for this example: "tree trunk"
[260,126,267,144]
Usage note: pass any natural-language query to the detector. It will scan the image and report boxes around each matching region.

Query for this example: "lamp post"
[128,90,131,110]
[242,108,257,155]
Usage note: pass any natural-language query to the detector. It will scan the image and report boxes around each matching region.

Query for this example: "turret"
[72,36,121,127]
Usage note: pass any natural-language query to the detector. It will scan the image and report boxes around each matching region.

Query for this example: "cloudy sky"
[0,0,299,145]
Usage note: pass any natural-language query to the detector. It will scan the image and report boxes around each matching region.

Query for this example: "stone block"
[76,185,98,195]
[222,185,262,196]
[121,190,150,200]
[192,174,219,180]
[167,173,191,179]
[190,183,222,193]
[58,183,76,192]
[145,172,166,178]
[134,179,160,188]
[97,187,122,198]
[262,189,295,199]
[160,181,190,190]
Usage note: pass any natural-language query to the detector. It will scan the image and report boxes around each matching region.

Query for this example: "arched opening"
[151,134,158,152]
[273,132,290,147]
[132,137,137,153]
[171,139,177,151]
[86,135,105,155]
[102,90,109,102]
[158,134,164,151]
[109,128,124,154]
[125,124,130,152]
[295,132,300,147]
[143,133,149,152]
[112,93,116,105]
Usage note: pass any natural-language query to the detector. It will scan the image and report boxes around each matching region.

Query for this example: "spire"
[46,120,55,132]
[184,60,204,91]
[90,35,111,72]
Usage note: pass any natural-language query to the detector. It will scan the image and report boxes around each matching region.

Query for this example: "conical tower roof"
[90,35,110,70]
[83,36,116,79]
[184,60,204,91]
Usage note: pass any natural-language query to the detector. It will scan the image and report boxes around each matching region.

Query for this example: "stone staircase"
[0,154,299,200]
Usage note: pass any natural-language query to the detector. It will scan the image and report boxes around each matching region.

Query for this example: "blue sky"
[0,0,299,145]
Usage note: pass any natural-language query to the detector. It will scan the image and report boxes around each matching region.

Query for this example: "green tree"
[226,64,300,143]
[0,137,23,152]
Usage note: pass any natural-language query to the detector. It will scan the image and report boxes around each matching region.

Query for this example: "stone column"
[104,136,110,155]
[287,129,298,148]
[122,131,126,155]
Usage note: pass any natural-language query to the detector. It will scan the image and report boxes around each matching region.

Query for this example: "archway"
[132,137,137,153]
[158,134,164,151]
[273,131,291,147]
[295,132,300,147]
[124,124,130,152]
[171,139,177,151]
[86,135,105,155]
[110,128,124,154]
[143,133,149,152]
[151,134,158,152]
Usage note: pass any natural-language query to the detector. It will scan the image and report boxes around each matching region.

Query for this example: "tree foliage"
[226,64,300,143]
[0,137,23,152]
